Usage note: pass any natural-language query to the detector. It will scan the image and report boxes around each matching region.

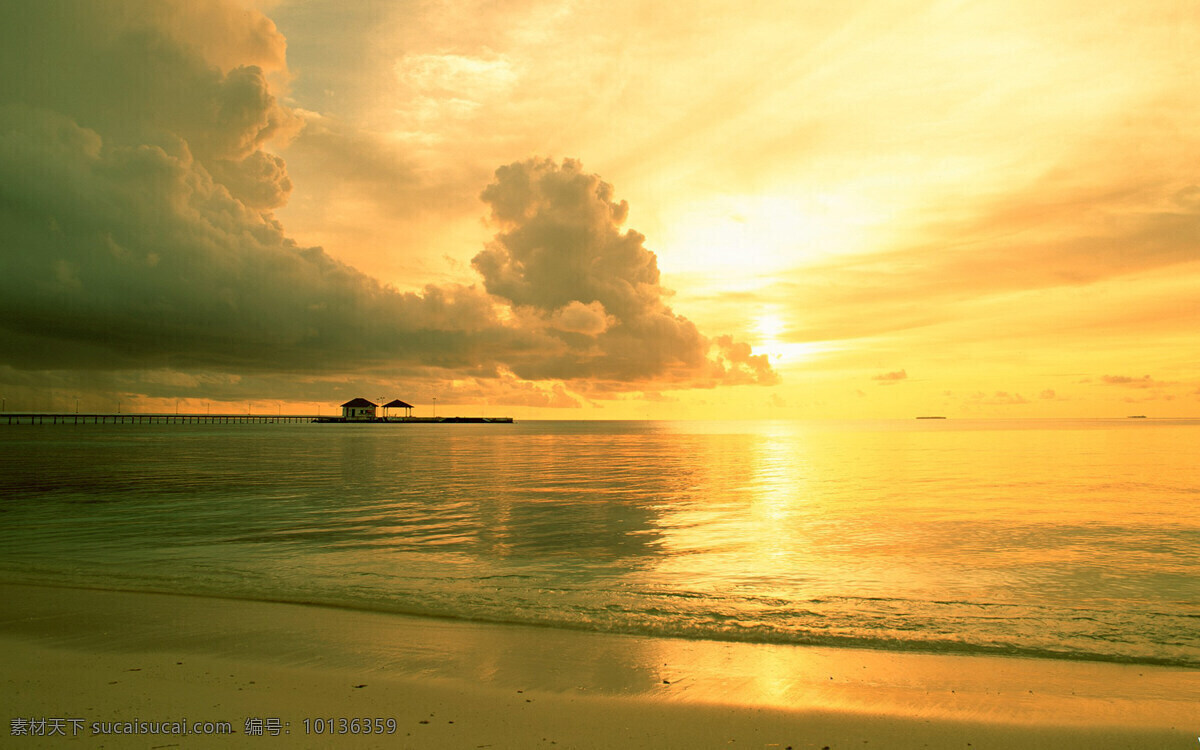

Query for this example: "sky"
[1,0,1197,419]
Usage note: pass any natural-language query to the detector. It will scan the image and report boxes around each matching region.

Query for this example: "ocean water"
[1,419,1197,668]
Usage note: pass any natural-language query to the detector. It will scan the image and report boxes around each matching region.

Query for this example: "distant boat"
[916,416,947,419]
[1127,415,1147,419]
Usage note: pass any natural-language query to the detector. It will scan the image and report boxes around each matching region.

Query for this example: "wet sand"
[2,582,1196,748]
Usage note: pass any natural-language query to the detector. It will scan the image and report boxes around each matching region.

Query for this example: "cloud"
[0,362,594,414]
[282,110,425,204]
[761,167,1200,350]
[473,158,662,317]
[396,53,519,116]
[472,157,776,386]
[712,335,778,386]
[0,2,300,210]
[872,369,907,384]
[0,102,510,372]
[1099,374,1175,388]
[0,7,773,402]
[967,391,1030,406]
[1122,393,1175,404]
[549,301,614,336]
[641,391,680,404]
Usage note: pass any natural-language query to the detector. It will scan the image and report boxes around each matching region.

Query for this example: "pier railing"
[1,413,320,425]
[0,413,514,425]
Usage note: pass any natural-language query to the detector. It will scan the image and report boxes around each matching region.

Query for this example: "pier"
[1,413,513,425]
[313,416,513,424]
[1,413,319,425]
[2,397,512,425]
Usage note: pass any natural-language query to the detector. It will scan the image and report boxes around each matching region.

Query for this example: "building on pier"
[382,399,414,418]
[340,398,378,421]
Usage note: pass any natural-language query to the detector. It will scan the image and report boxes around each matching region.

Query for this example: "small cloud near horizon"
[967,391,1030,406]
[872,369,908,384]
[1099,375,1174,388]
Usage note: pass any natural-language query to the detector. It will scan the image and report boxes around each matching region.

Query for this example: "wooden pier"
[1,413,514,425]
[1,413,319,425]
[313,416,514,424]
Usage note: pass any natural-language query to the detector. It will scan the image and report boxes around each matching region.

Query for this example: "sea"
[1,418,1197,669]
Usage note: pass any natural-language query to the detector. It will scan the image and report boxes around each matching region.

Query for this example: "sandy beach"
[2,582,1196,749]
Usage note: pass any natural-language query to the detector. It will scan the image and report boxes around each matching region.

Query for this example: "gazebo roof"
[383,399,414,408]
[341,397,378,408]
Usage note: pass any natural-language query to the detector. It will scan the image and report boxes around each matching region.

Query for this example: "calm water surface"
[1,419,1197,667]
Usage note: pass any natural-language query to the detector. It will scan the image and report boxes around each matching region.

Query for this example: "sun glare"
[752,310,830,366]
[755,312,786,347]
[659,192,879,282]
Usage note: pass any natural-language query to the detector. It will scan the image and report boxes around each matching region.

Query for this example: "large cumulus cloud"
[0,102,520,373]
[0,3,773,398]
[0,1,298,211]
[474,158,776,385]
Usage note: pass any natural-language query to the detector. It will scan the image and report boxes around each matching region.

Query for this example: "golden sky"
[1,0,1197,418]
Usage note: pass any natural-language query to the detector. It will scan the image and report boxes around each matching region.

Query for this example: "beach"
[4,582,1195,748]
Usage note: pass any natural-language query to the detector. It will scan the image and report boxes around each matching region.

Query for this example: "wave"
[5,570,1197,670]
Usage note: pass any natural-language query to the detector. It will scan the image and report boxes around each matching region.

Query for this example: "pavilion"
[382,399,414,418]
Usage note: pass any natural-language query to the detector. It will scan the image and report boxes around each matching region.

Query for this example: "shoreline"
[3,582,1197,748]
[5,577,1194,671]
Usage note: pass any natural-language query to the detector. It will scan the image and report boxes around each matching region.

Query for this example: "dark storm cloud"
[0,1,300,210]
[0,5,773,394]
[0,102,516,372]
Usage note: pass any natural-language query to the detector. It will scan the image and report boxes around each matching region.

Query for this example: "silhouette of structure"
[318,397,512,424]
[382,399,414,418]
[340,398,378,421]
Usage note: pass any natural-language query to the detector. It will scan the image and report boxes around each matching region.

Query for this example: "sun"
[755,312,786,351]
[751,310,832,366]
